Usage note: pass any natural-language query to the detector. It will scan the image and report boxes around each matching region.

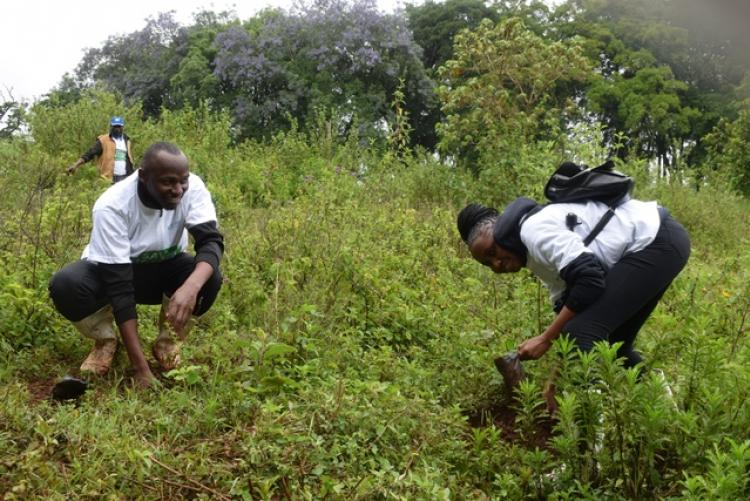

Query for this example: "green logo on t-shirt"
[132,245,182,263]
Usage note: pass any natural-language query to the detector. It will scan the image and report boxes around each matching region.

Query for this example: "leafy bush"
[2,108,750,498]
[27,88,143,161]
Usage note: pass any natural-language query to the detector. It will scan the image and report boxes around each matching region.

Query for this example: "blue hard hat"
[110,116,125,126]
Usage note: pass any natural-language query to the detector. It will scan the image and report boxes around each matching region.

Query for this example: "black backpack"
[528,160,634,246]
[544,160,633,206]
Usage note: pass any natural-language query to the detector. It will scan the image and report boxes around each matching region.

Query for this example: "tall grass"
[1,104,749,498]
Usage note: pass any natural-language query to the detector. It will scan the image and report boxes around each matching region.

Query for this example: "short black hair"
[141,142,184,170]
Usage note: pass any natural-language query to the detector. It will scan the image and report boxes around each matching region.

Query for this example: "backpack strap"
[520,202,617,247]
[582,193,629,246]
[582,208,615,246]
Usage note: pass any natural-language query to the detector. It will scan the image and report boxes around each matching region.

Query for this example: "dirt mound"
[466,401,557,450]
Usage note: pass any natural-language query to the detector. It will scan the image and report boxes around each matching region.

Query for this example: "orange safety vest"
[96,134,134,180]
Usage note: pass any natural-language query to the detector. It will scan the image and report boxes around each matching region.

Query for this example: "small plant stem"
[730,299,750,357]
[684,341,700,409]
[125,477,160,493]
[274,264,280,336]
[31,180,45,286]
[536,281,543,335]
[160,477,215,495]
[398,441,424,481]
[280,476,293,500]
[150,455,231,501]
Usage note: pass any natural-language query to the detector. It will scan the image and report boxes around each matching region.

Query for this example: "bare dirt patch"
[466,400,557,450]
[26,376,58,403]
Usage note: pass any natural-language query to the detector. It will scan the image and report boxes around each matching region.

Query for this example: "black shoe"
[52,376,88,401]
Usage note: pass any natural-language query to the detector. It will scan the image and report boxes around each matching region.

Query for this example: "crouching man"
[49,142,223,388]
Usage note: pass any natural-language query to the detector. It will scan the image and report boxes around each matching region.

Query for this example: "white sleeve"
[521,216,592,274]
[86,207,131,264]
[185,175,217,228]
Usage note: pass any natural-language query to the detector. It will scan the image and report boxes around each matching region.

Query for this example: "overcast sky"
[0,0,409,103]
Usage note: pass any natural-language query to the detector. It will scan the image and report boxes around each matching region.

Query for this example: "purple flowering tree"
[58,1,437,146]
[213,0,436,144]
[74,12,186,116]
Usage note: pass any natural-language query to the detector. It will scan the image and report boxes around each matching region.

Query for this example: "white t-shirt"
[520,199,661,304]
[82,171,217,264]
[113,137,128,176]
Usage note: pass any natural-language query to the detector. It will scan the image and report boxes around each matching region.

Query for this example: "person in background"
[457,192,690,406]
[50,142,224,388]
[67,116,134,183]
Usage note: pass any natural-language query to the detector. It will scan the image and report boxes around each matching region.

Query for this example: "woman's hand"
[518,305,576,361]
[518,335,553,361]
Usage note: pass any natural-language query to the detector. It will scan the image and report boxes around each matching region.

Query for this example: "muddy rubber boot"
[73,305,118,376]
[152,296,195,371]
[494,351,526,395]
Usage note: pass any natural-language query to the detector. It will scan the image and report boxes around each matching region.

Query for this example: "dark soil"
[27,376,58,403]
[466,400,557,450]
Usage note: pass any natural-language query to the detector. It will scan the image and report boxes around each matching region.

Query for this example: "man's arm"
[125,136,135,174]
[97,262,155,386]
[167,221,224,331]
[68,138,103,175]
[189,221,224,270]
[88,205,156,387]
[118,319,152,383]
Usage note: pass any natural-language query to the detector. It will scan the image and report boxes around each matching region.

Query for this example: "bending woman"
[457,195,690,370]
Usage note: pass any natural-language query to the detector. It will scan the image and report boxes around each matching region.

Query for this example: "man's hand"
[167,283,199,335]
[67,159,83,175]
[518,334,553,361]
[133,371,158,390]
[118,318,156,386]
[168,262,214,335]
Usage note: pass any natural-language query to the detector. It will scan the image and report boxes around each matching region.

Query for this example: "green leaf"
[264,343,296,360]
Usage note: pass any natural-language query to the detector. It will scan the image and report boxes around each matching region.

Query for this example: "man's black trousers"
[49,253,222,322]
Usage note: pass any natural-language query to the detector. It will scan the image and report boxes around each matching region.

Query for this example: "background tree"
[437,17,591,173]
[703,111,750,195]
[40,74,87,108]
[213,0,435,145]
[0,89,24,139]
[74,12,186,116]
[19,0,750,175]
[558,0,750,168]
[581,43,699,169]
[211,11,311,140]
[405,0,499,149]
[405,0,499,72]
[575,0,750,92]
[168,10,236,110]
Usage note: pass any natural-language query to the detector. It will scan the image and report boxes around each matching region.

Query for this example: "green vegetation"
[1,97,749,498]
[27,0,748,177]
[2,0,750,497]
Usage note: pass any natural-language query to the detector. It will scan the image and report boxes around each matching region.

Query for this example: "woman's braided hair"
[457,203,498,245]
